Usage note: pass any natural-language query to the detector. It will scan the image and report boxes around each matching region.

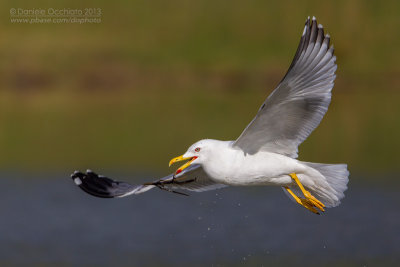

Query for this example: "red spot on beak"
[176,169,182,174]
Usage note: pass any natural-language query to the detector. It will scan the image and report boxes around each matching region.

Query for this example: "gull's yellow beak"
[169,155,198,174]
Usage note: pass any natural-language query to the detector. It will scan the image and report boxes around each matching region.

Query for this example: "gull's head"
[169,139,221,175]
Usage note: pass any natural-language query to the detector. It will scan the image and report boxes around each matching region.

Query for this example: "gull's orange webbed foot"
[284,186,320,214]
[286,173,325,214]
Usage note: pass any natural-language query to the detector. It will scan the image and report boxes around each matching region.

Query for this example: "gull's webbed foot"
[284,186,321,214]
[285,173,325,214]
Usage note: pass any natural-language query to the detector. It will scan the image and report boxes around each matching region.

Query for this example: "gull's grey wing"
[71,165,226,198]
[233,17,336,158]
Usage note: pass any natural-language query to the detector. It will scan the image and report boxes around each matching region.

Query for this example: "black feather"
[71,170,139,198]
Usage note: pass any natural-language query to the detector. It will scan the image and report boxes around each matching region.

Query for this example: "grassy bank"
[0,0,398,178]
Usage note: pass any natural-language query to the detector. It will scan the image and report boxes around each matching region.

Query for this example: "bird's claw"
[299,198,320,214]
[286,173,326,214]
[303,191,325,211]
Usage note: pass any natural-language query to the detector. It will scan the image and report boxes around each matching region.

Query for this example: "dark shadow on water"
[1,173,399,266]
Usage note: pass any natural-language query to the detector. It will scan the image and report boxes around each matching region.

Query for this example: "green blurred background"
[0,0,399,178]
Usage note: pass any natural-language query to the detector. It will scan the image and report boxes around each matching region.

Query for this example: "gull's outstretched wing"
[71,165,227,198]
[233,17,336,158]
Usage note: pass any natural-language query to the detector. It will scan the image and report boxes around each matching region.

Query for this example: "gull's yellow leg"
[284,186,320,214]
[288,173,325,212]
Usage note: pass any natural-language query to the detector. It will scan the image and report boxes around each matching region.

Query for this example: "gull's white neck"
[200,140,244,180]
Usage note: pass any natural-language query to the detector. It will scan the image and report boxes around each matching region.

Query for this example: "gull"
[71,17,349,214]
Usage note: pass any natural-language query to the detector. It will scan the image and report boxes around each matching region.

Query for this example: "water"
[1,173,400,266]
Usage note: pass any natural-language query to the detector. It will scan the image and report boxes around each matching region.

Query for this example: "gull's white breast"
[202,145,307,186]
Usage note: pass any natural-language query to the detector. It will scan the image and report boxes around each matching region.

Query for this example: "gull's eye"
[195,147,201,152]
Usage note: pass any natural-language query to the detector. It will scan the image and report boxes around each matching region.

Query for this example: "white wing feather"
[233,17,336,158]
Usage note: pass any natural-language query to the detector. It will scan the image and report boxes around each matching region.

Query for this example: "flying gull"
[72,17,349,214]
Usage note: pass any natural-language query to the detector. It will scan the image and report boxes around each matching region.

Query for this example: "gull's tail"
[284,162,349,208]
[304,162,349,207]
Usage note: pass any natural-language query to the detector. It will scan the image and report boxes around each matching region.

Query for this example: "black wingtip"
[71,169,138,198]
[71,171,85,185]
